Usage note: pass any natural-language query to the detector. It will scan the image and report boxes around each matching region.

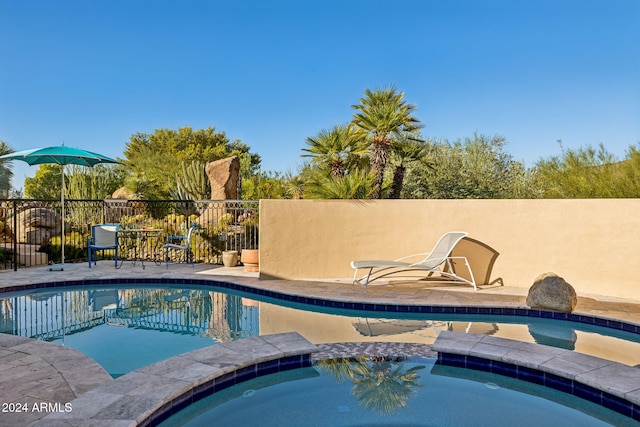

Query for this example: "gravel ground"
[311,342,437,361]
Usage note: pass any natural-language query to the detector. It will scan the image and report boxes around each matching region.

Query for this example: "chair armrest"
[395,252,429,262]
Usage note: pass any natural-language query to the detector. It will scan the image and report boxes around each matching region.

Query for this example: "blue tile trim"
[437,353,640,422]
[143,352,313,426]
[1,277,638,337]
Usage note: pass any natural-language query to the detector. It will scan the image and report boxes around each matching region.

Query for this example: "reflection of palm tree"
[316,356,425,415]
[316,356,367,383]
[352,357,424,415]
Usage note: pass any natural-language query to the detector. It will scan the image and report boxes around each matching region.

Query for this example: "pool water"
[160,357,634,427]
[1,285,639,377]
[0,286,259,377]
[50,323,214,377]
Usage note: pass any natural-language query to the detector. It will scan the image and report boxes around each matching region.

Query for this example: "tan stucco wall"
[258,199,640,301]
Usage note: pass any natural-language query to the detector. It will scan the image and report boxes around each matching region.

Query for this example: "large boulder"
[110,186,137,199]
[14,208,65,244]
[206,156,240,200]
[526,272,577,313]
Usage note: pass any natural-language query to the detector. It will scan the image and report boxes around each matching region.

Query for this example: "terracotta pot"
[241,249,259,272]
[222,250,238,267]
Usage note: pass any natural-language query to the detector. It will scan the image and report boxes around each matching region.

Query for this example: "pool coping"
[0,335,113,427]
[433,331,640,421]
[34,332,317,426]
[2,270,640,424]
[2,276,639,334]
[30,330,640,425]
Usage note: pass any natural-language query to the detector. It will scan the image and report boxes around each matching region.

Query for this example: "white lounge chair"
[351,231,477,290]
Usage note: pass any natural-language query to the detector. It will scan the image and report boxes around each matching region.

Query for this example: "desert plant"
[169,160,211,200]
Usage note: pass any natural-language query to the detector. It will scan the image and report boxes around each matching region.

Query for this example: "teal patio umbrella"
[0,145,119,268]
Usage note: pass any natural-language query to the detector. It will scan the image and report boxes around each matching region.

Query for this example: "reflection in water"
[1,286,640,369]
[0,288,260,343]
[528,322,577,350]
[316,357,426,415]
[353,318,499,337]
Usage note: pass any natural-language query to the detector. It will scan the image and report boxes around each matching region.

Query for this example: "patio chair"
[163,223,199,268]
[351,231,477,290]
[88,224,120,268]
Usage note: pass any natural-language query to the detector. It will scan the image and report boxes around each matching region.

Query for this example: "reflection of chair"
[163,223,198,268]
[88,224,119,268]
[351,231,477,290]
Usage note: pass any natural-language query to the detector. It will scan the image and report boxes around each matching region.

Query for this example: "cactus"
[170,160,211,200]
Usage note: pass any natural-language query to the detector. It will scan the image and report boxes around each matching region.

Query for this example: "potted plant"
[241,248,259,272]
[239,211,258,272]
[222,250,239,267]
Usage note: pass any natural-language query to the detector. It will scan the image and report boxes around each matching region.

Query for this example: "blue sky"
[1,0,639,190]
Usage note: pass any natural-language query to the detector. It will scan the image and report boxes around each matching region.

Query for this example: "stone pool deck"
[433,331,640,421]
[1,262,640,425]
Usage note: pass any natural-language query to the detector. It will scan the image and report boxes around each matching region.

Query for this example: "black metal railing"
[0,199,259,270]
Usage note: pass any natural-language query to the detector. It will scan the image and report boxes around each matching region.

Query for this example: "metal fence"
[0,199,259,270]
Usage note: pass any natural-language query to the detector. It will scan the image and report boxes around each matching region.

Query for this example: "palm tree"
[389,132,431,199]
[284,171,305,199]
[0,141,14,197]
[303,168,374,199]
[302,124,366,178]
[352,86,421,199]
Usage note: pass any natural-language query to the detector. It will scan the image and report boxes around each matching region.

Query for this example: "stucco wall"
[258,199,640,301]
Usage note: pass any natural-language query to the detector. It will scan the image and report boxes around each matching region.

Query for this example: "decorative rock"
[13,208,65,244]
[206,156,240,200]
[110,186,137,199]
[526,272,577,313]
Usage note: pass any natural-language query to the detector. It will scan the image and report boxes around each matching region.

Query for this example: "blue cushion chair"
[88,224,120,268]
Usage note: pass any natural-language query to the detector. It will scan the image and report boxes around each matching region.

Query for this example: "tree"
[66,164,124,199]
[241,171,287,200]
[617,144,640,195]
[534,142,640,198]
[388,132,429,199]
[352,86,421,199]
[403,133,533,199]
[25,163,124,200]
[302,125,366,178]
[283,171,305,199]
[0,141,14,197]
[302,168,373,199]
[123,126,260,199]
[24,164,61,199]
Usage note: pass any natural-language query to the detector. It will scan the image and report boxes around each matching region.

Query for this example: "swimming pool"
[159,356,634,427]
[0,286,259,376]
[1,282,639,377]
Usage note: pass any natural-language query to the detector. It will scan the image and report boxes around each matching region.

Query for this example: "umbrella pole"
[61,164,65,265]
[50,164,65,271]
